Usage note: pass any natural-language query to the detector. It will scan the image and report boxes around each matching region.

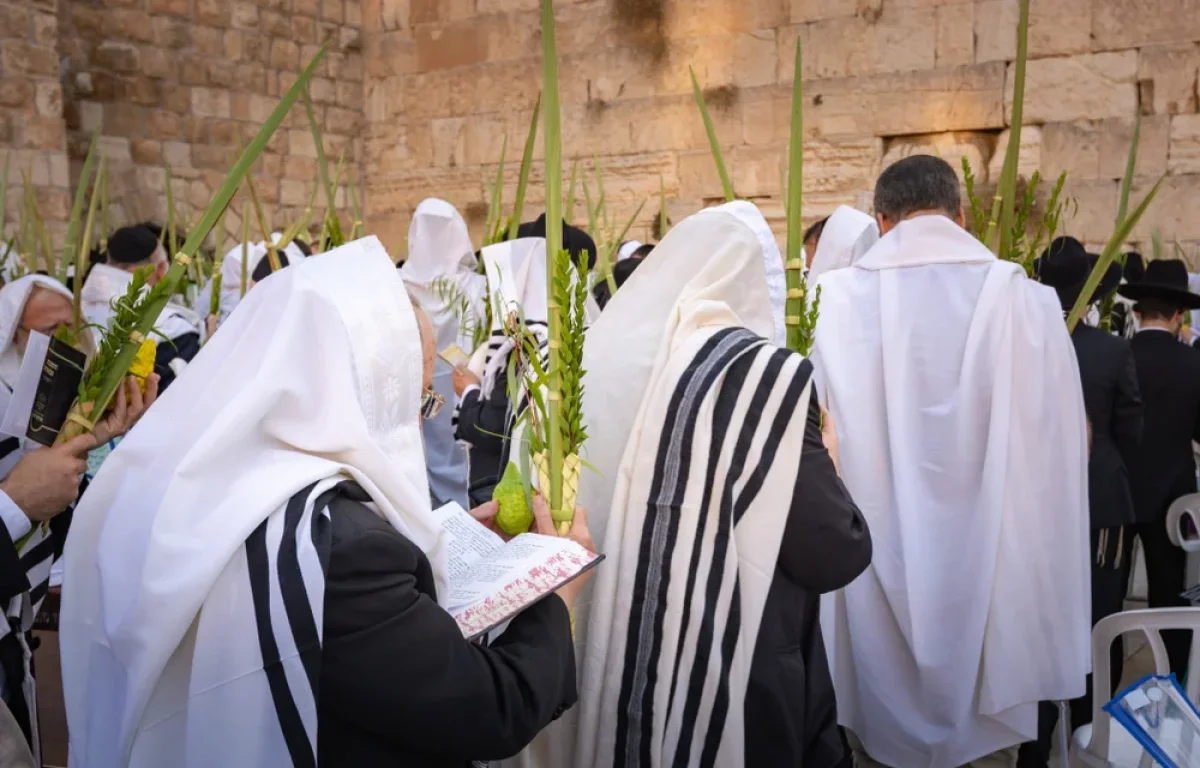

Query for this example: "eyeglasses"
[420,388,445,420]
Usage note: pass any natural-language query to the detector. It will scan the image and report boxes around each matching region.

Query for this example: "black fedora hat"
[1118,258,1200,309]
[1035,236,1121,311]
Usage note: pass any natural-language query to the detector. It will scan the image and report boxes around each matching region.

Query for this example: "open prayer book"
[431,502,602,639]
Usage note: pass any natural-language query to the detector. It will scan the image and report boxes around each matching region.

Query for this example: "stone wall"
[0,0,70,247]
[361,0,1200,262]
[0,0,365,252]
[57,0,366,244]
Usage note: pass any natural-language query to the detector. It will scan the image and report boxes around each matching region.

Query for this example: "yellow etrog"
[494,462,533,536]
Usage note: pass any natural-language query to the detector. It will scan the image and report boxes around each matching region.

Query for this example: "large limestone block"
[1098,116,1170,179]
[1129,173,1200,241]
[782,10,937,80]
[630,94,742,154]
[987,126,1042,182]
[805,137,885,195]
[432,116,467,167]
[1170,115,1200,174]
[1094,0,1200,49]
[1138,44,1200,116]
[1041,120,1101,179]
[664,0,753,39]
[371,167,484,216]
[881,131,994,183]
[808,63,1007,137]
[1010,52,1138,124]
[415,20,489,73]
[975,0,1092,62]
[678,146,784,200]
[1058,178,1119,243]
[936,3,974,68]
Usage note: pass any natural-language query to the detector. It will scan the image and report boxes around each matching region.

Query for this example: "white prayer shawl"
[506,202,790,768]
[216,241,268,321]
[807,205,880,282]
[616,240,643,261]
[59,237,440,768]
[813,215,1091,768]
[476,237,550,399]
[0,275,73,395]
[401,199,486,507]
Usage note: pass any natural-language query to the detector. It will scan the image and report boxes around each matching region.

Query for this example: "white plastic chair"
[1166,493,1200,553]
[1071,608,1200,767]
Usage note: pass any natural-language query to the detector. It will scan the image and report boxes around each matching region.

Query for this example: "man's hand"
[821,405,841,476]
[92,374,159,446]
[206,315,219,339]
[531,496,596,608]
[452,365,480,397]
[0,435,96,523]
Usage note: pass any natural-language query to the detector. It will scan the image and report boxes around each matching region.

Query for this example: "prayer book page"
[430,502,602,640]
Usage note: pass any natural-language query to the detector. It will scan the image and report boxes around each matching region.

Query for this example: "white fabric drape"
[505,202,788,768]
[0,275,72,393]
[401,199,486,506]
[813,214,1090,768]
[807,205,880,283]
[60,236,440,768]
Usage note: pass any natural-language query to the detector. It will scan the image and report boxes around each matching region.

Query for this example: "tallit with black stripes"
[576,326,812,768]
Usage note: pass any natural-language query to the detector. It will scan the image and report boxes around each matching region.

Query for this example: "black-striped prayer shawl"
[578,327,813,768]
[246,477,341,768]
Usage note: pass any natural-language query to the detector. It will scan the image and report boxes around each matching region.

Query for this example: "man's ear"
[954,208,967,229]
[875,213,892,236]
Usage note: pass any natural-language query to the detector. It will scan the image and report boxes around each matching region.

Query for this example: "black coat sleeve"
[455,381,510,454]
[154,331,202,391]
[320,526,577,762]
[776,390,872,594]
[1113,342,1144,467]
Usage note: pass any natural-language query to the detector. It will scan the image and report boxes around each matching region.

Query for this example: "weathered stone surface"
[883,131,995,184]
[1011,52,1139,124]
[1129,173,1200,240]
[935,3,973,68]
[1041,120,1102,179]
[1138,44,1200,116]
[811,63,1007,137]
[786,9,937,80]
[1098,116,1170,179]
[1094,0,1200,50]
[1170,115,1200,175]
[1058,178,1119,242]
[987,126,1042,182]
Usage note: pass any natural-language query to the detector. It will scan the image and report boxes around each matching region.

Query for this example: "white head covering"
[0,275,72,392]
[401,199,486,507]
[716,201,788,346]
[60,236,441,766]
[470,237,549,397]
[616,240,643,262]
[216,240,267,321]
[402,198,478,287]
[808,205,881,282]
[516,201,790,766]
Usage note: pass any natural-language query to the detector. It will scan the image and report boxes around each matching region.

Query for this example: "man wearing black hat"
[1018,237,1144,767]
[1120,258,1200,678]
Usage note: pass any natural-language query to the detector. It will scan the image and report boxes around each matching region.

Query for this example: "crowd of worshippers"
[0,152,1197,768]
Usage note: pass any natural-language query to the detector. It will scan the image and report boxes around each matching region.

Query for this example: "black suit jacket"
[1127,330,1200,524]
[317,487,577,768]
[745,388,872,767]
[1071,324,1143,529]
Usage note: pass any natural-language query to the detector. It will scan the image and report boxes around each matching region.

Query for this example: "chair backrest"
[1166,493,1200,552]
[1085,608,1200,759]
